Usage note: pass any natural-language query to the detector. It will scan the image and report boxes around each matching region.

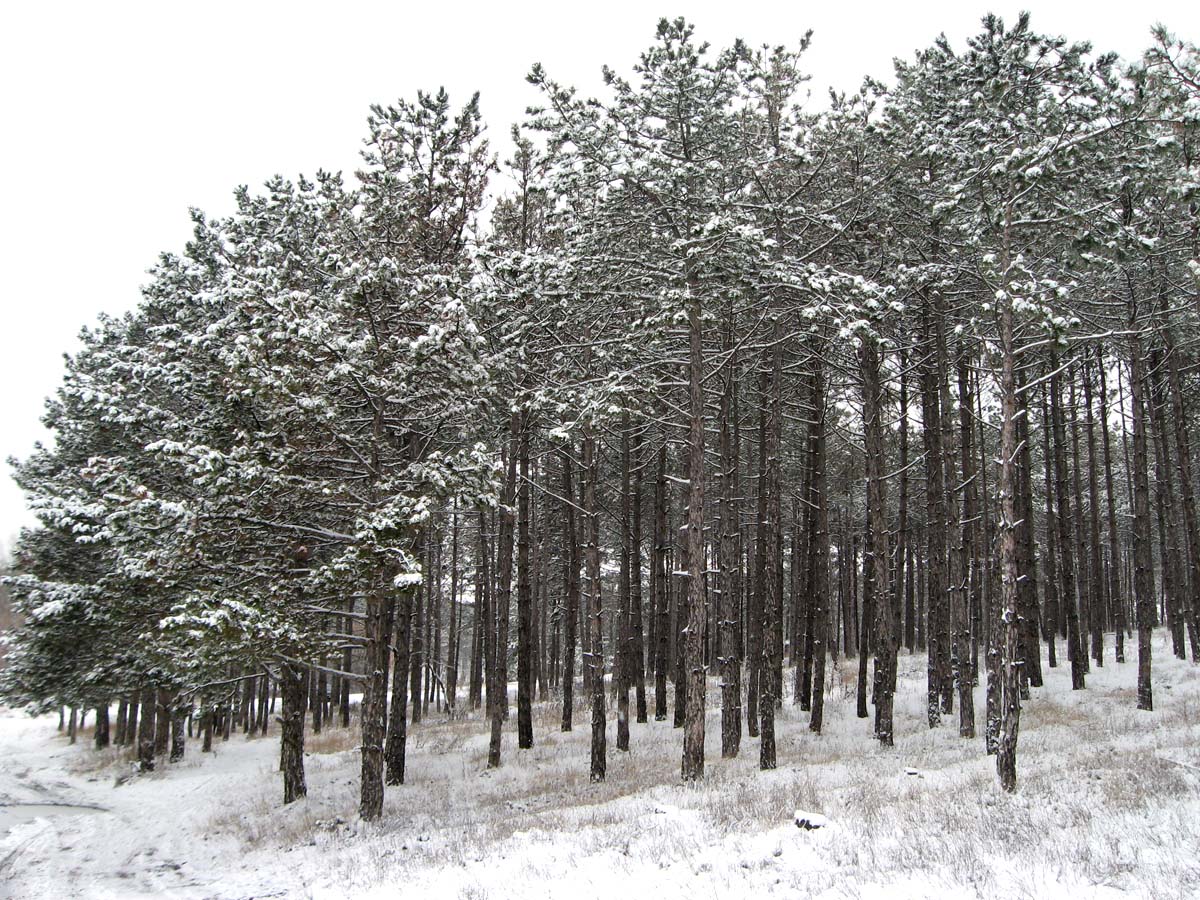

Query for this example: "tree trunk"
[1096,348,1126,663]
[718,322,741,757]
[137,687,156,772]
[631,426,647,724]
[584,425,607,782]
[517,412,534,750]
[489,419,520,767]
[359,577,395,819]
[808,356,830,735]
[1128,310,1156,712]
[759,338,782,769]
[561,447,581,731]
[1082,351,1106,667]
[653,437,670,722]
[94,704,110,750]
[385,585,413,785]
[921,298,950,727]
[862,338,896,746]
[1039,383,1061,670]
[1050,348,1086,690]
[280,662,307,805]
[617,413,633,753]
[995,231,1022,794]
[681,285,707,782]
[154,688,170,758]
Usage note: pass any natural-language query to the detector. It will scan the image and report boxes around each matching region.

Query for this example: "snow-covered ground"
[2,630,1198,899]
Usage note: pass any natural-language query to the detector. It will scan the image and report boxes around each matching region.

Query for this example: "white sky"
[1,0,1197,550]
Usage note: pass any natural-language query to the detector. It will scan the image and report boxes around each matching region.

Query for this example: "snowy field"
[2,630,1198,900]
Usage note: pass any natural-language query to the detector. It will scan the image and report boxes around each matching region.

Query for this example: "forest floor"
[1,629,1199,899]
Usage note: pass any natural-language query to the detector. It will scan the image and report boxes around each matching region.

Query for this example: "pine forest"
[3,14,1200,899]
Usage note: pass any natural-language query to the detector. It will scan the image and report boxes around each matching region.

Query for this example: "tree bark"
[584,425,607,781]
[385,584,413,785]
[517,412,534,750]
[359,580,395,819]
[862,338,895,746]
[561,447,581,731]
[1128,307,1156,712]
[280,662,308,805]
[680,285,707,782]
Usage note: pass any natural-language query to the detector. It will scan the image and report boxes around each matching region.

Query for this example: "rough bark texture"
[517,412,534,750]
[718,320,742,758]
[1050,349,1086,690]
[280,662,308,805]
[137,686,156,772]
[93,704,110,750]
[808,355,830,736]
[921,299,950,728]
[359,582,395,819]
[995,237,1022,795]
[759,340,782,770]
[489,421,520,769]
[385,586,413,785]
[1128,322,1155,712]
[681,288,707,783]
[1096,349,1126,664]
[617,414,632,753]
[862,339,896,747]
[653,439,670,722]
[561,448,581,732]
[584,427,607,782]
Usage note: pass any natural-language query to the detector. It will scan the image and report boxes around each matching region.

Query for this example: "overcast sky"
[1,0,1197,550]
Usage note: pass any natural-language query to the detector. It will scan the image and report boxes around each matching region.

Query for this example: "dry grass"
[66,743,137,776]
[197,630,1200,900]
[306,724,359,755]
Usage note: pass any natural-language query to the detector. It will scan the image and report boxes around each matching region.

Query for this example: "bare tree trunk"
[1128,309,1156,712]
[1069,373,1092,676]
[489,418,519,768]
[169,705,185,763]
[341,600,354,728]
[1162,316,1200,662]
[957,348,982,699]
[1096,349,1126,664]
[862,338,895,746]
[1014,374,1042,700]
[1050,348,1086,690]
[137,687,156,772]
[359,581,395,819]
[584,425,606,781]
[447,503,461,713]
[517,412,534,750]
[681,286,707,782]
[653,438,670,722]
[747,383,766,739]
[617,413,633,753]
[280,662,307,805]
[759,339,782,769]
[719,319,742,756]
[631,426,648,724]
[1036,382,1061,673]
[1082,351,1106,667]
[808,355,830,735]
[385,583,413,785]
[154,688,170,757]
[561,447,581,731]
[921,298,950,727]
[898,346,913,657]
[479,511,495,715]
[995,226,1022,793]
[94,704,110,750]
